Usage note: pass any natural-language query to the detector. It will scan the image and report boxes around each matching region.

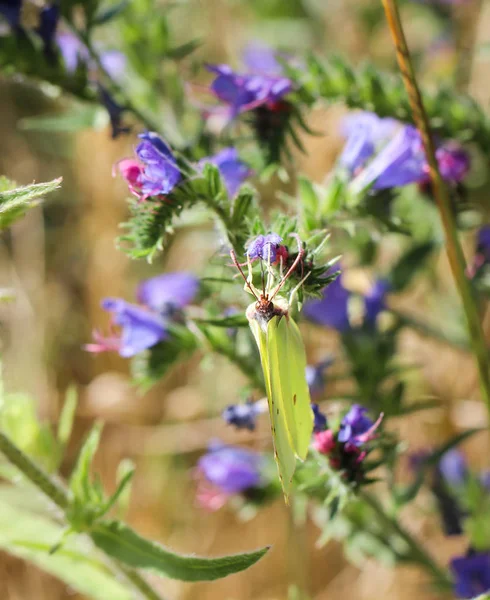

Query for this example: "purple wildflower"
[197,442,263,494]
[242,43,284,76]
[56,32,88,73]
[98,299,168,358]
[304,271,351,332]
[0,0,22,28]
[364,279,391,326]
[136,272,199,314]
[305,357,333,400]
[434,143,470,184]
[339,112,398,174]
[338,405,375,447]
[207,63,292,118]
[199,148,252,197]
[438,449,468,487]
[86,272,198,357]
[311,403,328,433]
[450,552,490,598]
[351,125,426,192]
[246,233,283,263]
[133,132,181,199]
[222,400,266,431]
[468,225,490,278]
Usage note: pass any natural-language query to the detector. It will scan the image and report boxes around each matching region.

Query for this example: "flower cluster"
[340,111,470,194]
[313,404,383,483]
[85,272,199,357]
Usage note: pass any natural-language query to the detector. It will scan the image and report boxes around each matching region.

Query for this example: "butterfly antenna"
[230,249,259,300]
[270,234,305,301]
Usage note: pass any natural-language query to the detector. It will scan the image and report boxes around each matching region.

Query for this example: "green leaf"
[388,242,436,292]
[93,0,130,25]
[166,39,202,60]
[0,178,62,229]
[91,519,269,581]
[0,498,132,600]
[19,105,107,133]
[69,423,103,503]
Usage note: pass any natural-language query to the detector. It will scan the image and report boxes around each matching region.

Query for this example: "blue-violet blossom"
[199,147,252,197]
[450,552,490,598]
[246,233,285,263]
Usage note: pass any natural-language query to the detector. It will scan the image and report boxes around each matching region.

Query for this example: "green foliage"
[0,496,132,600]
[0,177,61,230]
[91,520,270,581]
[288,54,490,150]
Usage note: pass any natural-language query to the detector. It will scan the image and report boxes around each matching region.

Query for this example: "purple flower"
[477,226,490,263]
[364,279,391,326]
[246,233,283,263]
[199,148,252,197]
[134,132,181,199]
[207,64,292,118]
[222,400,265,431]
[304,272,351,332]
[434,143,470,184]
[339,112,398,174]
[351,125,426,192]
[136,272,199,314]
[100,49,126,81]
[197,442,263,494]
[56,32,88,72]
[242,43,284,76]
[338,405,374,447]
[438,449,468,487]
[86,272,198,357]
[99,299,168,358]
[311,403,328,433]
[0,0,22,28]
[451,552,490,598]
[305,357,333,400]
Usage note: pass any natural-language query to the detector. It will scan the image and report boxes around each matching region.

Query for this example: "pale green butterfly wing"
[267,314,313,461]
[248,316,296,500]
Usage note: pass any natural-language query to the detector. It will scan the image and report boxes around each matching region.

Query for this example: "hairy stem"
[361,492,453,591]
[381,0,490,415]
[0,430,166,600]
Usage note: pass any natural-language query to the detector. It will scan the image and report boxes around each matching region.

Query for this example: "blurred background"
[1,0,490,598]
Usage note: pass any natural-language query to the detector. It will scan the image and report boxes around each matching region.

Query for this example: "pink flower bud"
[313,429,336,455]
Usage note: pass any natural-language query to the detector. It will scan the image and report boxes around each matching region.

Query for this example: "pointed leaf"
[91,520,269,581]
[69,423,103,502]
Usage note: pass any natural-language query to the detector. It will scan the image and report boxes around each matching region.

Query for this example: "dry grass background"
[0,0,490,598]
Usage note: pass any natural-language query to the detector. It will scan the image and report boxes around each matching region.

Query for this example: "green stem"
[381,0,490,415]
[361,492,453,591]
[63,20,163,136]
[0,430,166,600]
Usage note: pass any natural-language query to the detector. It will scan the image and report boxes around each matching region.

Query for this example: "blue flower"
[339,112,398,174]
[222,400,265,431]
[199,148,252,197]
[304,271,351,332]
[197,442,263,494]
[246,233,283,263]
[351,125,426,192]
[136,272,199,314]
[311,403,327,433]
[86,272,198,357]
[364,279,391,326]
[435,143,470,184]
[451,552,490,598]
[338,405,374,447]
[242,43,284,76]
[438,449,468,487]
[135,132,181,199]
[305,357,333,400]
[0,0,22,28]
[100,299,168,358]
[207,64,292,118]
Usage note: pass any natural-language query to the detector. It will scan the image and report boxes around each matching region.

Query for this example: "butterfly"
[230,236,314,502]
